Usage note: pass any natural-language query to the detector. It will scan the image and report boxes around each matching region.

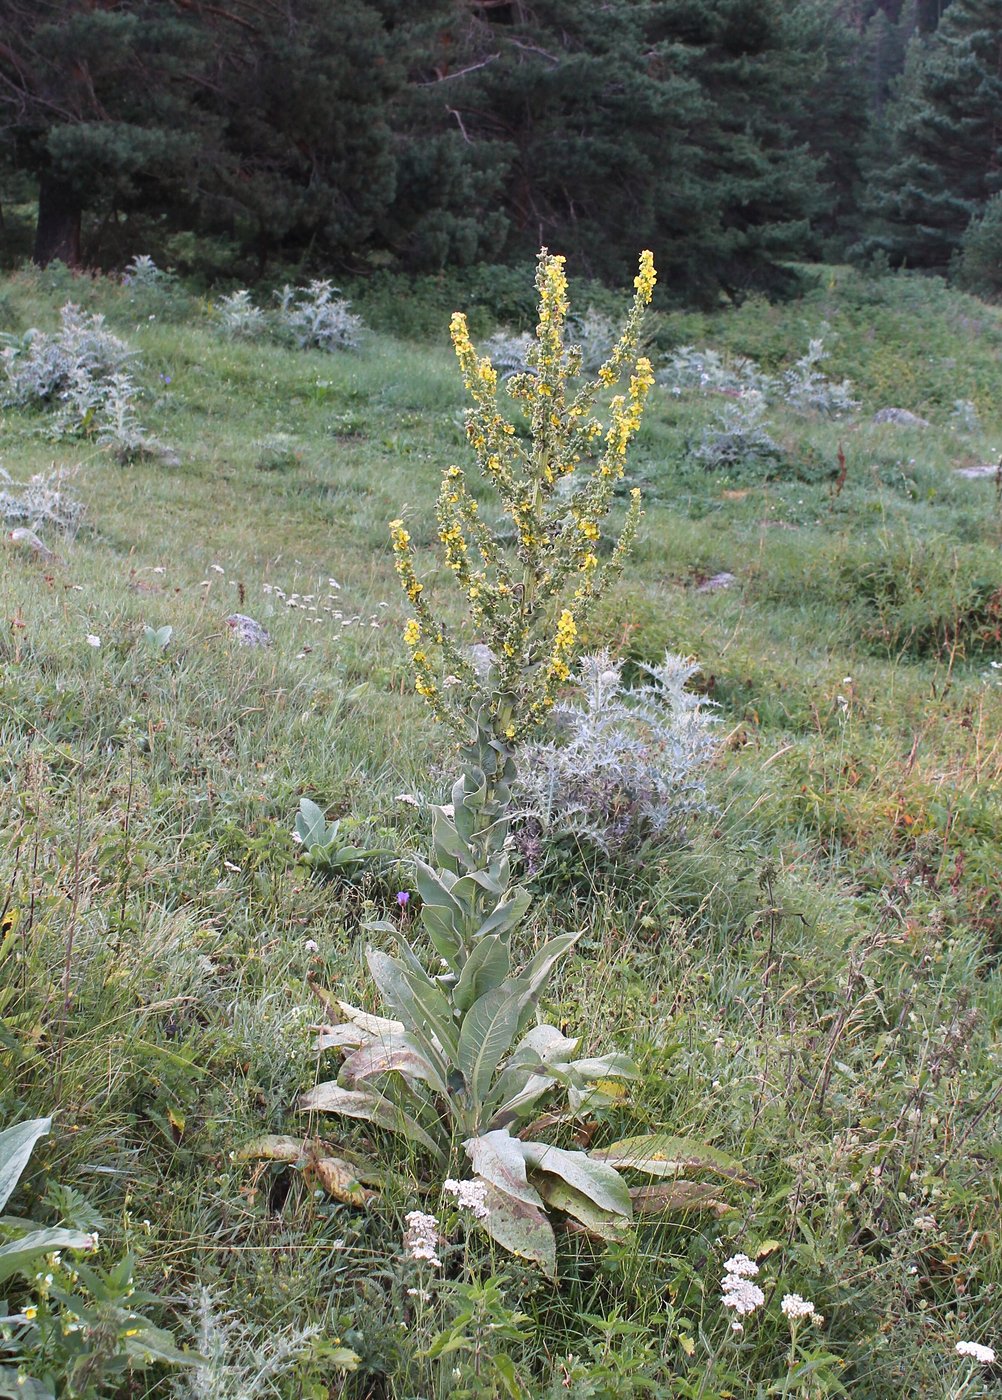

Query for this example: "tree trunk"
[33,174,82,267]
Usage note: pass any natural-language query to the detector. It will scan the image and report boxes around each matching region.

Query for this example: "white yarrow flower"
[955,1342,996,1365]
[723,1253,759,1278]
[781,1294,817,1320]
[86,634,101,648]
[403,1210,442,1268]
[721,1275,765,1316]
[443,1177,490,1220]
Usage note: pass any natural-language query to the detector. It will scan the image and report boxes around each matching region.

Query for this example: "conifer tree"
[862,0,1002,269]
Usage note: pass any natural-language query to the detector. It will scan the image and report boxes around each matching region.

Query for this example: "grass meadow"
[1,260,1000,1398]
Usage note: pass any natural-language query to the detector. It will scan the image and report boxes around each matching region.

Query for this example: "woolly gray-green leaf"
[522,1141,633,1219]
[473,1178,556,1277]
[299,1083,444,1161]
[464,1129,543,1208]
[457,983,524,1105]
[590,1133,753,1185]
[0,1118,51,1214]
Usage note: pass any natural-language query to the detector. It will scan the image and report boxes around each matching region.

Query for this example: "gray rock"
[872,407,931,428]
[697,571,737,592]
[6,527,56,562]
[954,463,1000,480]
[225,614,272,647]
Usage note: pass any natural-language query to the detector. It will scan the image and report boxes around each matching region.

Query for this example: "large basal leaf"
[464,1129,544,1208]
[341,1031,449,1098]
[0,1365,52,1400]
[366,949,458,1058]
[300,1083,444,1162]
[235,1134,306,1165]
[630,1181,732,1216]
[590,1134,754,1186]
[0,1117,51,1213]
[452,934,511,1012]
[473,1178,556,1278]
[457,983,524,1105]
[236,1135,380,1203]
[310,1156,375,1207]
[336,1001,404,1037]
[512,933,579,1032]
[510,1024,580,1066]
[521,1141,633,1219]
[566,1052,639,1081]
[295,798,330,849]
[533,1174,630,1241]
[315,1023,371,1053]
[0,1228,95,1286]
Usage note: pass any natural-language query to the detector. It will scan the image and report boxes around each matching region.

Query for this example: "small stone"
[954,463,1000,480]
[7,527,57,562]
[225,613,272,647]
[697,571,737,592]
[872,407,930,428]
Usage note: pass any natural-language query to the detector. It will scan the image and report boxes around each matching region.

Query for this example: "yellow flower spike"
[403,619,421,648]
[634,250,657,304]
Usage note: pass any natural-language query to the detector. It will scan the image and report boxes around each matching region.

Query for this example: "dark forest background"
[1,0,999,302]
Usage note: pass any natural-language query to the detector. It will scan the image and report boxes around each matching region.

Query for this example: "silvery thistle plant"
[299,251,747,1274]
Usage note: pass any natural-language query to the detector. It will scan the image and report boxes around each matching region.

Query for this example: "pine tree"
[863,0,1002,269]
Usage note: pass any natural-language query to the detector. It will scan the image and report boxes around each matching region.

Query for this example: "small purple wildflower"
[396,891,410,907]
[160,373,172,385]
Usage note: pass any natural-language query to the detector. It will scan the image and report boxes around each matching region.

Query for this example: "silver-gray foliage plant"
[513,649,718,865]
[1,304,132,418]
[693,397,786,474]
[275,280,363,352]
[0,304,171,461]
[0,465,84,534]
[170,1287,320,1400]
[215,290,268,341]
[660,338,858,419]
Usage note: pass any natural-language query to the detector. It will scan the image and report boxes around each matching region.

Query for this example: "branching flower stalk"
[301,251,741,1273]
[388,248,656,929]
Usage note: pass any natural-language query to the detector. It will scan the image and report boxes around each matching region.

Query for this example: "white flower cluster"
[956,1341,996,1365]
[443,1177,490,1220]
[403,1210,442,1268]
[781,1293,818,1321]
[721,1254,765,1318]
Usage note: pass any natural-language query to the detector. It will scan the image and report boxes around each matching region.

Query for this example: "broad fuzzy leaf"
[522,1141,632,1219]
[0,1118,51,1213]
[300,1083,444,1161]
[630,1181,732,1216]
[590,1134,753,1185]
[452,934,511,1012]
[0,1228,95,1286]
[473,1178,555,1277]
[310,1156,374,1206]
[457,984,524,1104]
[473,886,532,941]
[295,798,330,850]
[464,1129,543,1208]
[234,1135,307,1164]
[534,1175,630,1240]
[336,1002,404,1037]
[341,1031,449,1097]
[366,949,458,1058]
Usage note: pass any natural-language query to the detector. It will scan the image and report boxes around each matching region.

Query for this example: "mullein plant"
[299,251,747,1274]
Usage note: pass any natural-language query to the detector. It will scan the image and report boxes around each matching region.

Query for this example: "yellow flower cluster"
[546,609,577,684]
[390,248,657,742]
[601,356,655,477]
